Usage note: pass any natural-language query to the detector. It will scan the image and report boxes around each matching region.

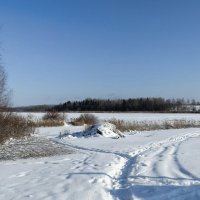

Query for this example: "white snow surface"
[18,112,200,123]
[1,114,200,199]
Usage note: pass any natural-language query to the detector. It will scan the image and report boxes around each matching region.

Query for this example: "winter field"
[0,113,200,200]
[19,112,200,123]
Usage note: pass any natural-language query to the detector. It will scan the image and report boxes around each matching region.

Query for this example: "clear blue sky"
[0,0,200,106]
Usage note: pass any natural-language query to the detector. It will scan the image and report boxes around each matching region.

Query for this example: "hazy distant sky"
[0,0,200,106]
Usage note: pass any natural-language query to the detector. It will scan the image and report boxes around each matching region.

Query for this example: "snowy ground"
[0,137,72,160]
[19,112,200,123]
[1,114,200,199]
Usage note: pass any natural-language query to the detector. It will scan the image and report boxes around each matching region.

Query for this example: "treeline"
[13,105,55,112]
[52,98,191,112]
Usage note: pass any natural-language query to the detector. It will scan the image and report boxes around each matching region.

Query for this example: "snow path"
[57,131,200,200]
[110,132,200,200]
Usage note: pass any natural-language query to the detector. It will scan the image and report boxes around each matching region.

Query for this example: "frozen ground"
[0,113,200,199]
[0,136,72,160]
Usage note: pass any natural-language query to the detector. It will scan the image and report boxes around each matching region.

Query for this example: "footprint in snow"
[141,163,148,167]
[72,166,81,170]
[106,163,112,167]
[89,177,97,184]
[51,162,65,165]
[9,171,31,178]
[59,158,70,161]
[25,194,34,198]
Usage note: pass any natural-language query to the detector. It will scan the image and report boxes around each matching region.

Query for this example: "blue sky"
[0,0,200,106]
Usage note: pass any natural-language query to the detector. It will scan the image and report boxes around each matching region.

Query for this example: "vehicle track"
[111,132,200,200]
[57,132,200,200]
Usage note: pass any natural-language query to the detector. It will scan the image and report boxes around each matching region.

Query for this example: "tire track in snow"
[55,132,200,200]
[173,142,198,180]
[111,132,200,200]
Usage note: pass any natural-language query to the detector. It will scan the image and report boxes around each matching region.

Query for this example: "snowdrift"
[72,122,124,139]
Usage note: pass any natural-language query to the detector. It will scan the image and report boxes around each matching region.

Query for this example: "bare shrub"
[107,118,148,132]
[0,59,36,144]
[171,120,199,129]
[0,112,36,144]
[36,120,64,127]
[36,111,66,127]
[107,118,200,132]
[71,113,98,126]
[0,65,11,109]
[42,111,65,121]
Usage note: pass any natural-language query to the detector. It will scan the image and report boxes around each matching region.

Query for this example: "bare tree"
[0,65,10,109]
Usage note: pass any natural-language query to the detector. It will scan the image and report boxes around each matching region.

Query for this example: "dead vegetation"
[0,65,36,144]
[0,137,72,160]
[34,111,66,127]
[0,111,65,144]
[0,112,36,144]
[70,113,98,126]
[42,111,65,121]
[107,118,200,132]
[0,111,72,159]
[35,120,64,127]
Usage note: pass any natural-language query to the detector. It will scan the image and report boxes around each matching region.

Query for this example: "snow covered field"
[67,112,200,123]
[19,112,200,122]
[1,113,200,199]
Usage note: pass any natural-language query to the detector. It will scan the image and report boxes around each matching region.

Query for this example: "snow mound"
[82,122,124,139]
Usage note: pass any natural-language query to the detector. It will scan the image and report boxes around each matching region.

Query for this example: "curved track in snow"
[109,132,200,200]
[1,127,200,200]
[61,132,200,200]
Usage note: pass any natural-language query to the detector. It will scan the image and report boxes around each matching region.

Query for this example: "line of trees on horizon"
[49,98,200,113]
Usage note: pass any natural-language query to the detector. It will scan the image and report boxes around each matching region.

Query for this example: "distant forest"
[14,98,200,113]
[51,98,200,112]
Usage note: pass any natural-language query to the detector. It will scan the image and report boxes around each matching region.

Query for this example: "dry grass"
[107,118,200,132]
[0,111,71,159]
[35,120,64,127]
[0,137,72,160]
[34,111,65,127]
[42,111,65,121]
[0,112,36,144]
[70,113,98,126]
